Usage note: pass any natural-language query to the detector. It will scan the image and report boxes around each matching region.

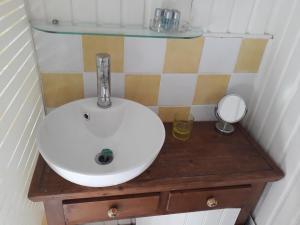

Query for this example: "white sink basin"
[37,97,165,187]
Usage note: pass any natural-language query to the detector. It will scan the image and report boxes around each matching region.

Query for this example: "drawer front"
[167,186,252,213]
[63,194,160,225]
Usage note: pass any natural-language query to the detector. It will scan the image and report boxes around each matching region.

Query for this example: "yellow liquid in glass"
[172,120,192,141]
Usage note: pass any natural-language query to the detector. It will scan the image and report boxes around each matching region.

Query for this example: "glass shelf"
[30,21,203,39]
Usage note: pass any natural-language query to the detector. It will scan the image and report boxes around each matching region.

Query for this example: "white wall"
[0,0,44,225]
[245,0,300,224]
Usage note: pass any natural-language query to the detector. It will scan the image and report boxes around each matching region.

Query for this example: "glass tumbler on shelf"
[148,0,193,33]
[149,8,164,32]
[172,113,194,141]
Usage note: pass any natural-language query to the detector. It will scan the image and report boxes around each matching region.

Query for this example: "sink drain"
[95,149,113,165]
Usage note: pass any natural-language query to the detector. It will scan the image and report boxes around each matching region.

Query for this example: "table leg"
[44,200,66,225]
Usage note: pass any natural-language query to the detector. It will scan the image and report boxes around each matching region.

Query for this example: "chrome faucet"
[96,53,111,108]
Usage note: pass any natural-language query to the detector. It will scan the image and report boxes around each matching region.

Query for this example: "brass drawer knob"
[207,197,218,208]
[107,207,118,218]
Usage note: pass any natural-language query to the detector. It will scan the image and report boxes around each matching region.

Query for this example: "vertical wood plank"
[260,39,300,158]
[97,0,121,26]
[143,0,163,28]
[121,0,144,26]
[26,0,278,35]
[0,1,48,225]
[247,0,274,34]
[191,0,214,31]
[208,0,235,32]
[72,0,96,24]
[143,0,150,28]
[228,0,254,33]
[44,200,66,225]
[253,129,300,225]
[69,0,74,24]
[25,0,47,21]
[44,0,72,22]
[270,175,300,225]
[245,0,297,130]
[247,0,300,137]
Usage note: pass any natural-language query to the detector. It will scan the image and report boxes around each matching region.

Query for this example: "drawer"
[167,185,252,213]
[63,193,160,224]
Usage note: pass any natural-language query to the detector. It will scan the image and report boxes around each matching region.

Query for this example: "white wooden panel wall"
[245,0,300,225]
[0,0,44,225]
[25,0,276,35]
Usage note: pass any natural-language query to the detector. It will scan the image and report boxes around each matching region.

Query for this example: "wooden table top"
[28,122,283,202]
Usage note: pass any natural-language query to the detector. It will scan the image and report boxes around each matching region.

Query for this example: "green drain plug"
[95,148,113,165]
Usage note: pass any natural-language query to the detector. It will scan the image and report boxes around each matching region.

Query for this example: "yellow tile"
[82,35,124,72]
[234,39,268,73]
[125,75,160,106]
[193,75,230,105]
[164,37,204,73]
[158,107,191,122]
[42,73,84,107]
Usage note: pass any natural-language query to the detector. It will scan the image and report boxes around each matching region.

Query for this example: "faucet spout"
[96,53,111,108]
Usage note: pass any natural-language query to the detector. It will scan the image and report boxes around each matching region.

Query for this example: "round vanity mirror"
[215,94,247,134]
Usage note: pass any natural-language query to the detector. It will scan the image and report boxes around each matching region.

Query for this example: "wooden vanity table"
[28,122,283,225]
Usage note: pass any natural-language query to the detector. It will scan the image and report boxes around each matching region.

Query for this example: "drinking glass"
[172,113,194,141]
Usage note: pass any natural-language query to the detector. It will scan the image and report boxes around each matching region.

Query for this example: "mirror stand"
[215,121,235,134]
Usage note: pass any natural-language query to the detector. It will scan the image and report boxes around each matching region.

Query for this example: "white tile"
[83,72,97,98]
[227,74,257,105]
[83,73,125,98]
[33,30,83,73]
[124,37,166,73]
[111,73,125,98]
[158,74,197,106]
[191,105,217,121]
[199,38,241,73]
